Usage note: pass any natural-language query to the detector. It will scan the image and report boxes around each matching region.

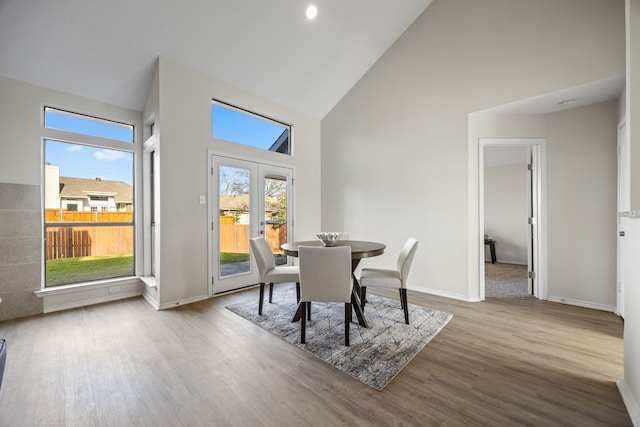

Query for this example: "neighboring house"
[219,194,283,224]
[44,164,133,212]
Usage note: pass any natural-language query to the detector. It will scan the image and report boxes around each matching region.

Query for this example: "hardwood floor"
[0,285,631,426]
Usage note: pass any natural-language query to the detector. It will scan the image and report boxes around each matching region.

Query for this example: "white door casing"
[617,119,629,318]
[479,138,547,301]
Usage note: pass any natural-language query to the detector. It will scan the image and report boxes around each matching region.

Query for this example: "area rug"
[226,288,452,390]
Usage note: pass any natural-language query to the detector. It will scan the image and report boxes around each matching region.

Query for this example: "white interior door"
[527,147,537,295]
[142,133,159,289]
[617,120,629,318]
[209,154,294,295]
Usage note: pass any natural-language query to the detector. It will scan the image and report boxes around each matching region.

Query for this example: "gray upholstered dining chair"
[250,237,300,315]
[298,245,353,346]
[359,237,419,324]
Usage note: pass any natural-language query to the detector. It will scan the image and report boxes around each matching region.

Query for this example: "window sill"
[34,276,140,297]
[140,276,157,289]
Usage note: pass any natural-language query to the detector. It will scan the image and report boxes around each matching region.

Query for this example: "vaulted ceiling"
[0,0,433,119]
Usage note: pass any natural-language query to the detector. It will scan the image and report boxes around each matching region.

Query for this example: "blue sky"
[212,103,287,150]
[44,109,134,184]
[46,140,134,185]
[44,105,287,186]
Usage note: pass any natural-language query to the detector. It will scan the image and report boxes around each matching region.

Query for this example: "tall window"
[43,107,135,287]
[212,100,291,155]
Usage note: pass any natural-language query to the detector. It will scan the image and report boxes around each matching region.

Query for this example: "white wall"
[0,75,144,318]
[484,161,529,265]
[322,0,624,301]
[150,58,322,308]
[545,102,618,309]
[471,100,619,310]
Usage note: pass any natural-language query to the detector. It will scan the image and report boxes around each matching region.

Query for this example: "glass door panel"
[219,164,252,277]
[260,165,293,266]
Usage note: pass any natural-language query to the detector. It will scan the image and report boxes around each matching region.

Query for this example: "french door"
[209,154,294,294]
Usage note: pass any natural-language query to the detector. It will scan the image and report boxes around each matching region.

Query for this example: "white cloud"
[65,145,83,152]
[93,149,127,161]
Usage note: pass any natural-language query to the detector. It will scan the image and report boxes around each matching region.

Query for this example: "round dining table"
[281,240,386,328]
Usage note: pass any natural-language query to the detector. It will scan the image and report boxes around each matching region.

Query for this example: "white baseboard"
[43,291,142,313]
[157,294,210,310]
[407,286,480,302]
[547,295,616,313]
[617,378,640,426]
[142,292,160,310]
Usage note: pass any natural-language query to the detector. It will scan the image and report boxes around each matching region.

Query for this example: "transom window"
[45,107,134,143]
[212,100,291,155]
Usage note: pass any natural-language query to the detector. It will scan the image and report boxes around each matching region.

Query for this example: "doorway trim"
[616,119,628,318]
[478,138,547,301]
[207,150,296,297]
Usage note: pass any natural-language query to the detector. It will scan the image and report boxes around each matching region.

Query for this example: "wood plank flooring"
[0,285,632,426]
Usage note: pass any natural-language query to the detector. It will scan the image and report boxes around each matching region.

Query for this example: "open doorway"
[479,138,546,300]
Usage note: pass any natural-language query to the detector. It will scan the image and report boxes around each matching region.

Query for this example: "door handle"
[260,229,265,235]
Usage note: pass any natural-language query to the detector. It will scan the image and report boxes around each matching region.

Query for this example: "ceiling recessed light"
[306,5,318,20]
[558,99,577,107]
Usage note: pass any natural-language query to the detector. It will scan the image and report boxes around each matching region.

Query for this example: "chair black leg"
[268,283,274,303]
[295,282,300,303]
[258,283,265,315]
[345,302,351,346]
[361,286,367,309]
[307,302,311,320]
[400,288,409,324]
[300,302,306,344]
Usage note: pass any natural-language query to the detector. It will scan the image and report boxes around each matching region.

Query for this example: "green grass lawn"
[46,252,286,286]
[220,252,287,265]
[220,252,249,263]
[46,254,134,286]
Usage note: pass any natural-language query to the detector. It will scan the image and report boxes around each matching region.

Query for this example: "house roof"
[59,177,133,204]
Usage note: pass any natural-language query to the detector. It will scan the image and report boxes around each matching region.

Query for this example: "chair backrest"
[250,237,275,281]
[299,245,352,303]
[397,237,419,285]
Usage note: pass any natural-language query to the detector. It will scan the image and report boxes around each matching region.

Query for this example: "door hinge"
[528,163,536,171]
[528,271,536,279]
[212,276,214,285]
[528,217,537,225]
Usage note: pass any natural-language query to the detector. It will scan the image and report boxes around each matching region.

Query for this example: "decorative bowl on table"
[316,232,342,247]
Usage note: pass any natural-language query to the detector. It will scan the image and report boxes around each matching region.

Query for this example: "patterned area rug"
[226,288,452,390]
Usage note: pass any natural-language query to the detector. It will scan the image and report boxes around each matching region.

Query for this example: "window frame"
[44,106,134,143]
[211,99,292,155]
[42,106,138,288]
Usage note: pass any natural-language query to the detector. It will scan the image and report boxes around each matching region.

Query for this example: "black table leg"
[351,288,368,328]
[350,259,368,328]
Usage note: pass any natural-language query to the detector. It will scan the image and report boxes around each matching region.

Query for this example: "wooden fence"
[45,209,133,223]
[219,222,288,254]
[45,210,286,260]
[46,226,134,260]
[45,209,134,260]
